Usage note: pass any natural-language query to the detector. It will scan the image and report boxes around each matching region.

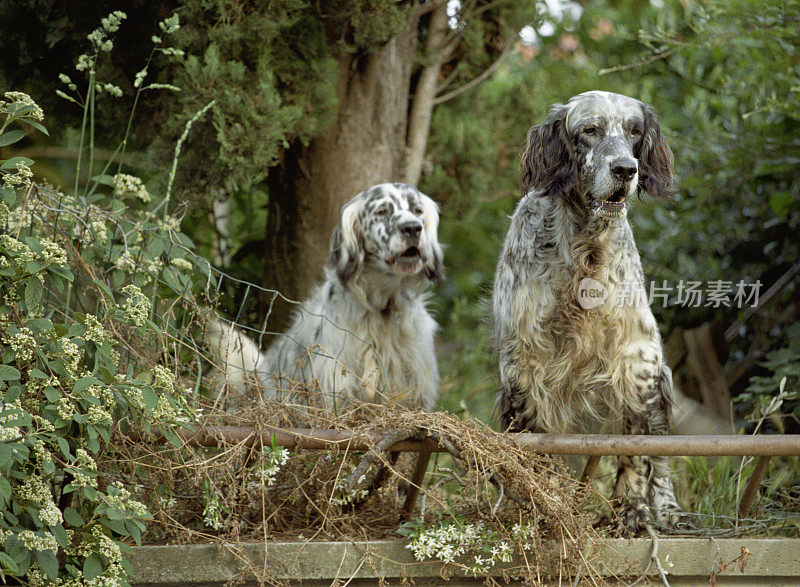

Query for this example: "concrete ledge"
[129,538,800,585]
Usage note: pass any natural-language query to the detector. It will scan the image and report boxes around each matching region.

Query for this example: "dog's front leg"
[611,360,696,535]
[611,348,667,535]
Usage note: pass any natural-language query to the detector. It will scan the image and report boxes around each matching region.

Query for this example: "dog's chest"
[343,304,430,403]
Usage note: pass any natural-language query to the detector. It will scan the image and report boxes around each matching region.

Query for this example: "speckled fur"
[493,91,694,534]
[209,183,443,411]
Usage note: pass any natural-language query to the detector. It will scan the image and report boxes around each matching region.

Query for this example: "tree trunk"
[404,3,450,186]
[263,16,420,322]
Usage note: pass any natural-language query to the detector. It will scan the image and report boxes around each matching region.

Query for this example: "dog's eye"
[375,209,387,216]
[413,207,424,216]
[583,126,597,136]
[630,126,642,137]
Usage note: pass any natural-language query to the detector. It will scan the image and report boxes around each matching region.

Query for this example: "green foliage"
[425,0,800,429]
[168,0,339,191]
[737,322,800,431]
[680,454,800,530]
[0,29,206,580]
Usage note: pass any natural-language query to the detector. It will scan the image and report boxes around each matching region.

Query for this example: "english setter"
[493,91,694,534]
[208,183,444,411]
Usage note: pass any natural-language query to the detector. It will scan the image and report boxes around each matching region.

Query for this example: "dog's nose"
[398,220,423,239]
[610,157,637,181]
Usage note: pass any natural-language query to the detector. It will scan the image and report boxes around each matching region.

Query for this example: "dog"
[207,183,444,411]
[492,91,695,534]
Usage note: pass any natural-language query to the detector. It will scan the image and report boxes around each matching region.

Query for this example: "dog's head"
[521,91,674,218]
[328,183,444,286]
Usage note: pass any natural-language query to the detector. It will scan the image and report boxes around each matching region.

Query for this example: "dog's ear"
[419,194,445,285]
[328,199,363,285]
[521,104,576,197]
[638,104,675,198]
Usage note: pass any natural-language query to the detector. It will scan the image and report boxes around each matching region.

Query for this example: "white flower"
[18,530,58,552]
[2,160,34,189]
[112,173,151,203]
[120,284,151,326]
[170,257,194,272]
[158,14,180,34]
[3,91,44,121]
[39,501,63,526]
[84,314,108,345]
[3,327,36,362]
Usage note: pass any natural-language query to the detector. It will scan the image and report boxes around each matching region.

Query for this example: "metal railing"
[162,426,800,520]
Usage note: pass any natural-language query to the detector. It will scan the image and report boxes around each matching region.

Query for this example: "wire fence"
[16,180,392,405]
[8,180,800,545]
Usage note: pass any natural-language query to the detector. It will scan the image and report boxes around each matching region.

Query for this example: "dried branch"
[343,428,414,492]
[433,41,513,105]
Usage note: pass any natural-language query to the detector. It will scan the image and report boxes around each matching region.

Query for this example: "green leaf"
[28,367,49,379]
[164,428,184,449]
[90,174,115,186]
[1,185,15,204]
[24,260,46,274]
[141,386,158,410]
[125,520,143,546]
[86,434,100,454]
[56,436,72,459]
[0,552,19,575]
[20,118,49,136]
[83,553,103,580]
[10,545,31,576]
[73,376,100,394]
[0,130,26,147]
[63,507,83,527]
[0,476,11,501]
[0,365,20,381]
[0,446,13,474]
[100,518,127,534]
[92,279,115,301]
[769,191,792,218]
[51,523,69,547]
[44,386,61,402]
[36,550,59,580]
[104,507,127,521]
[65,563,81,578]
[0,156,34,170]
[24,276,44,310]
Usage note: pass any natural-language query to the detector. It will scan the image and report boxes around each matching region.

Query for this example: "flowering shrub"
[400,518,533,576]
[0,36,200,582]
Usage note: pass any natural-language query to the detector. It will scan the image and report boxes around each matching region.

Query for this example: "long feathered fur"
[494,91,695,535]
[207,183,443,411]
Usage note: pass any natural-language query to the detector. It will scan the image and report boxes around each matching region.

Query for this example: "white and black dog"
[493,91,695,534]
[208,183,444,411]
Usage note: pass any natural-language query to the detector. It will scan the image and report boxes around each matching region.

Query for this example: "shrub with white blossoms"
[0,58,202,585]
[247,443,291,490]
[400,519,521,577]
[202,481,226,531]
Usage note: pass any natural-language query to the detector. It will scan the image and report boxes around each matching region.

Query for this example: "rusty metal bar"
[164,427,800,457]
[738,455,772,519]
[510,433,800,456]
[401,449,432,519]
[580,455,602,484]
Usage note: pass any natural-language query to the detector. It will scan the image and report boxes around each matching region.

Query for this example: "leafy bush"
[0,13,208,581]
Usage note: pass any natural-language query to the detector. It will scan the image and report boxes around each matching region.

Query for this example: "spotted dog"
[208,183,444,410]
[492,91,695,534]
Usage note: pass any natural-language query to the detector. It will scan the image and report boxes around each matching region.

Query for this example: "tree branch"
[433,41,513,105]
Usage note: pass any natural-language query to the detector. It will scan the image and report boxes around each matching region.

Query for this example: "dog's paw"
[658,507,702,533]
[610,498,653,537]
